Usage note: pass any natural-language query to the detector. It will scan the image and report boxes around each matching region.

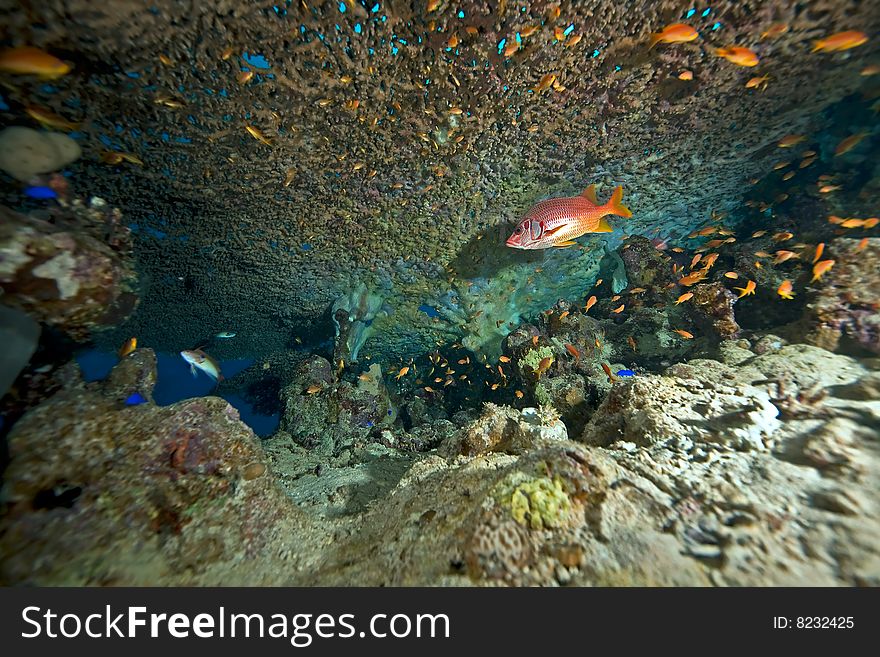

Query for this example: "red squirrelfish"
[506,184,632,250]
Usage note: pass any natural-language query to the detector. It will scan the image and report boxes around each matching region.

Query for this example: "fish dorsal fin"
[595,218,613,233]
[581,184,599,205]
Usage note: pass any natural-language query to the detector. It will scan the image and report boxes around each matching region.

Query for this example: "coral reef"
[0,205,137,340]
[687,282,740,339]
[1,335,878,586]
[278,356,393,455]
[492,470,574,531]
[444,402,567,457]
[619,236,675,290]
[0,350,305,585]
[601,243,629,294]
[331,282,386,364]
[799,238,880,354]
[0,127,81,181]
[581,370,780,452]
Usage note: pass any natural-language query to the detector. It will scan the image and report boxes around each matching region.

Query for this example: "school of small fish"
[0,16,874,415]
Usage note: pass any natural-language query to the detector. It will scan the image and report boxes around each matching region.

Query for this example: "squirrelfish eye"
[515,226,523,234]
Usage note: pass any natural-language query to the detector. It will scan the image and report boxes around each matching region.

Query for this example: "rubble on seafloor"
[1,329,877,585]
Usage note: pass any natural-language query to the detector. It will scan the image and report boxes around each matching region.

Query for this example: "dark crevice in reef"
[32,485,82,511]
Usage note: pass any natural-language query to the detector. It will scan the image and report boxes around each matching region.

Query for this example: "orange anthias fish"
[0,46,70,78]
[585,295,597,312]
[760,23,789,40]
[506,185,632,250]
[673,329,694,339]
[746,75,770,90]
[245,125,272,146]
[716,46,759,67]
[774,250,799,264]
[834,133,868,156]
[778,134,806,148]
[839,218,877,229]
[734,280,756,297]
[564,343,581,362]
[678,271,706,286]
[535,357,553,378]
[24,105,78,131]
[600,363,617,383]
[649,23,699,49]
[813,242,825,263]
[812,259,835,282]
[813,30,868,53]
[118,337,137,358]
[701,253,719,269]
[777,280,795,300]
[675,292,693,305]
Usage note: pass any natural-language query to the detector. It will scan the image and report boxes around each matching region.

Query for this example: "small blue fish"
[24,185,58,200]
[124,392,148,405]
[615,369,636,377]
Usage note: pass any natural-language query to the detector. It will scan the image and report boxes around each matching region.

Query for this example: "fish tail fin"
[606,186,632,218]
[648,33,662,50]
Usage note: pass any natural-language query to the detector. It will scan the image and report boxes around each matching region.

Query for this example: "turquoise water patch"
[242,52,271,69]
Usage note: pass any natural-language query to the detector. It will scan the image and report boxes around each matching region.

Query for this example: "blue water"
[76,349,280,436]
